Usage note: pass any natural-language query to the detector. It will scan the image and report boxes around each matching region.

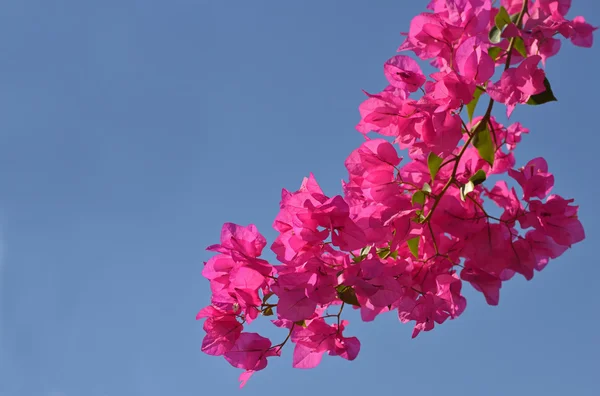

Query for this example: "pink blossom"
[524,229,568,271]
[508,157,555,201]
[424,71,475,112]
[461,266,502,305]
[505,122,529,150]
[197,306,243,356]
[398,293,452,338]
[501,0,525,14]
[536,0,572,17]
[435,273,467,317]
[569,16,597,47]
[356,91,423,147]
[238,371,254,388]
[398,13,462,62]
[488,55,546,116]
[224,332,278,371]
[207,223,267,262]
[384,55,427,92]
[486,180,525,224]
[343,258,407,308]
[419,110,463,155]
[520,195,585,247]
[454,36,495,84]
[529,34,561,65]
[291,319,360,368]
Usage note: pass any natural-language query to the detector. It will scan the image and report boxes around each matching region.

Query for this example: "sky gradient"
[1,1,599,395]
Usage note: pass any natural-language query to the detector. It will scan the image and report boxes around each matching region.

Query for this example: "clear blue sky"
[1,1,599,395]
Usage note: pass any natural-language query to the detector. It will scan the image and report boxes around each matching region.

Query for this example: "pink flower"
[238,370,255,388]
[454,36,495,84]
[435,273,467,317]
[528,34,561,65]
[345,138,402,203]
[486,180,525,224]
[384,55,427,92]
[202,254,235,297]
[424,71,475,112]
[461,267,502,305]
[419,110,463,155]
[398,293,452,338]
[505,122,529,150]
[291,319,360,368]
[342,258,407,308]
[537,0,572,17]
[274,289,317,323]
[501,0,525,15]
[520,195,585,247]
[224,332,278,372]
[271,174,330,263]
[523,229,568,271]
[569,16,597,48]
[356,90,423,147]
[203,223,273,323]
[490,150,516,175]
[398,13,461,62]
[509,157,555,201]
[488,55,546,116]
[430,189,487,239]
[197,305,243,356]
[207,223,267,262]
[462,224,514,276]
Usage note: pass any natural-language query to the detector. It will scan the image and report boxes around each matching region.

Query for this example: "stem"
[336,302,345,329]
[427,221,439,255]
[272,323,295,354]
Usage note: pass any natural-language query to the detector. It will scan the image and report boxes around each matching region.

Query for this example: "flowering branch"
[198,0,595,388]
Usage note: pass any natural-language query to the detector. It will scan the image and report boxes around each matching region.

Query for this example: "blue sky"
[1,1,599,395]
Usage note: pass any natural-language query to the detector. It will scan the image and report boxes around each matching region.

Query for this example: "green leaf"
[460,181,475,201]
[495,6,511,30]
[412,191,426,206]
[360,246,372,257]
[427,152,443,181]
[489,26,502,44]
[526,77,558,105]
[336,285,360,307]
[473,125,495,166]
[262,292,274,303]
[294,320,307,328]
[413,209,425,224]
[460,169,486,201]
[377,247,398,260]
[510,12,520,25]
[466,86,485,121]
[513,37,527,57]
[422,182,432,194]
[469,169,487,186]
[263,306,274,316]
[487,47,502,61]
[490,7,512,44]
[407,237,420,258]
[377,247,391,259]
[352,246,372,262]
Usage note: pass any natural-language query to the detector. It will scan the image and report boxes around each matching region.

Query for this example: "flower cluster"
[198,0,594,387]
